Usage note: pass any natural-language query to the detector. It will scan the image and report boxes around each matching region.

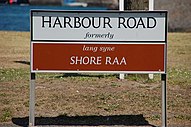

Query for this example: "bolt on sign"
[31,10,167,73]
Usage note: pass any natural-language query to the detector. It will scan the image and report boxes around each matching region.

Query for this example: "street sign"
[31,10,167,73]
[30,9,168,127]
[31,10,167,42]
[32,43,165,73]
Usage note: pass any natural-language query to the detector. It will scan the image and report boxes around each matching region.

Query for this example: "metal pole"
[149,0,154,11]
[29,73,35,127]
[119,0,125,79]
[161,74,167,127]
[119,0,124,11]
[148,0,154,80]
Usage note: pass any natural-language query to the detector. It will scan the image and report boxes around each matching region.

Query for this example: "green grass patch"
[174,115,191,121]
[168,68,191,86]
[149,114,160,121]
[0,68,29,82]
[0,93,6,97]
[125,74,161,83]
[0,108,12,122]
[1,67,190,87]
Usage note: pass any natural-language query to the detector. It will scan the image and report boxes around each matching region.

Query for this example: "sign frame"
[30,10,168,74]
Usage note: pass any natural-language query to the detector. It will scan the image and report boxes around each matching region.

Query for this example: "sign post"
[29,73,35,126]
[162,74,167,127]
[148,0,154,80]
[149,0,154,11]
[30,10,167,126]
[119,0,125,79]
[150,0,167,126]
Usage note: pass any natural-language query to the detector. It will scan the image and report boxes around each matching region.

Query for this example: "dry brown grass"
[168,32,191,70]
[0,31,30,69]
[0,31,190,127]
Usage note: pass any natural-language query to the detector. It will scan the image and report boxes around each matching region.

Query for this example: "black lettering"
[53,17,62,28]
[118,17,127,28]
[74,17,81,28]
[42,16,51,28]
[82,17,91,28]
[63,17,72,28]
[147,17,157,28]
[92,17,101,28]
[136,17,146,28]
[127,17,136,28]
[103,17,112,28]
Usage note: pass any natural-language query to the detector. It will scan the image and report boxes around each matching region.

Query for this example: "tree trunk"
[125,0,148,10]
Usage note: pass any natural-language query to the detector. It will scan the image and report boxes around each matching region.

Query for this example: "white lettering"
[120,57,127,65]
[70,56,75,64]
[105,57,112,65]
[83,45,98,52]
[105,57,127,65]
[99,46,115,52]
[70,56,102,65]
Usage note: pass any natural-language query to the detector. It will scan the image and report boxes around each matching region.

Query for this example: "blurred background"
[0,0,191,32]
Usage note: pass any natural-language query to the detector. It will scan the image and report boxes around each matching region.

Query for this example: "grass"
[0,108,12,122]
[150,115,160,121]
[168,68,191,86]
[0,68,29,82]
[0,32,191,126]
[168,32,191,70]
[0,67,190,86]
[175,115,191,121]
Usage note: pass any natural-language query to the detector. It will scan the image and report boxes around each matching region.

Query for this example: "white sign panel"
[31,10,167,42]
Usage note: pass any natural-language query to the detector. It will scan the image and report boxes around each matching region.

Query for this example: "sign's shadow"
[12,114,156,127]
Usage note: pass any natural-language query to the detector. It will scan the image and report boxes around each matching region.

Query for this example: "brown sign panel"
[32,43,165,73]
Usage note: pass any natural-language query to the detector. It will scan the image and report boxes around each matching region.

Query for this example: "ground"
[0,31,191,127]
